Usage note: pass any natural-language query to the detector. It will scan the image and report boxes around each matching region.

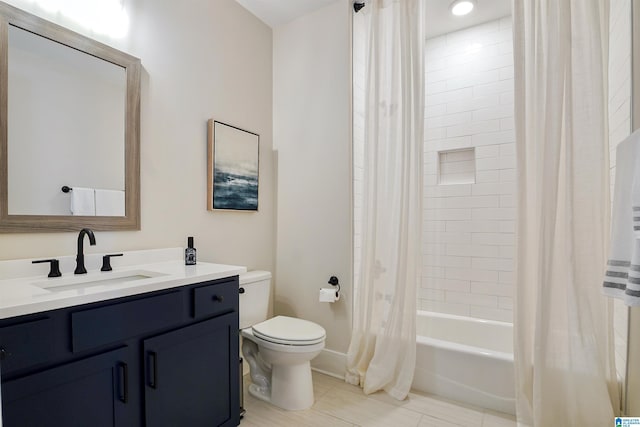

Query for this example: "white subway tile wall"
[608,0,631,392]
[422,16,515,322]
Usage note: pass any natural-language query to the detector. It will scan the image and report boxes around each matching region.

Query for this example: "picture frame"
[207,120,259,211]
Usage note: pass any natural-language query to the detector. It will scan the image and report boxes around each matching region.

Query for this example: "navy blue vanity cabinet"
[2,346,134,426]
[143,313,239,427]
[0,275,240,427]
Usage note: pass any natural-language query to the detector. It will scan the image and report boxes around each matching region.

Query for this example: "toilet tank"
[239,271,271,329]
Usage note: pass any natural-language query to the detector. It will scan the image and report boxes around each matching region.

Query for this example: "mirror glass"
[7,25,126,216]
[0,2,141,232]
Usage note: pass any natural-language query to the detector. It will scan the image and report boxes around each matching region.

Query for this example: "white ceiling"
[235,0,338,28]
[235,0,511,36]
[425,0,511,38]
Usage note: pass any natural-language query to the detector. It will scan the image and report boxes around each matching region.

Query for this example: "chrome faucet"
[74,228,96,274]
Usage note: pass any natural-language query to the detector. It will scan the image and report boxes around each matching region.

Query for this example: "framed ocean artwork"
[207,120,259,211]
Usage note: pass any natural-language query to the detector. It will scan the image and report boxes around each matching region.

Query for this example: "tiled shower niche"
[438,148,476,185]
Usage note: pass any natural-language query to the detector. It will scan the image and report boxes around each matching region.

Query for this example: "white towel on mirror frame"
[603,129,640,306]
[70,187,95,216]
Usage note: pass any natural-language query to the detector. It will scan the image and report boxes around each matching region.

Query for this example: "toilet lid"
[252,316,326,345]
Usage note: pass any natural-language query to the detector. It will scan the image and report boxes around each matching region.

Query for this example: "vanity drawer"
[72,291,184,353]
[192,280,238,319]
[0,317,56,374]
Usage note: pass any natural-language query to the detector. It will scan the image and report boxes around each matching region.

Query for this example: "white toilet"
[239,271,326,411]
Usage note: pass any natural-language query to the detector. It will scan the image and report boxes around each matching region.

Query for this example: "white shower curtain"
[345,0,424,400]
[513,0,620,425]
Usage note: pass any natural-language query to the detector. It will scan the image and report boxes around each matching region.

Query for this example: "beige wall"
[273,1,352,354]
[0,0,275,274]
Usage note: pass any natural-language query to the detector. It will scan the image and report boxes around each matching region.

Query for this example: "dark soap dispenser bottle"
[185,237,197,265]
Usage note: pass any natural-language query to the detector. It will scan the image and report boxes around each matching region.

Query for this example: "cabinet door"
[144,314,239,427]
[2,347,133,427]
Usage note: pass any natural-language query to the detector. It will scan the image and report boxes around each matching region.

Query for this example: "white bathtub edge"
[416,309,512,327]
[417,335,514,362]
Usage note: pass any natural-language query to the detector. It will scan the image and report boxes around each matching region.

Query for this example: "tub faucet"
[75,228,96,274]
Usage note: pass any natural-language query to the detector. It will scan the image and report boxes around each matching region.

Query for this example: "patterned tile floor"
[240,372,517,427]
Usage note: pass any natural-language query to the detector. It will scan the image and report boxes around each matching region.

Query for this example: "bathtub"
[412,310,515,415]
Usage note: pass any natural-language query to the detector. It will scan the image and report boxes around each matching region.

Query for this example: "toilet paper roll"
[319,287,338,303]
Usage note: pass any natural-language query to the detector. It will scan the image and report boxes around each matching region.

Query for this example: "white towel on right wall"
[95,189,125,216]
[70,187,95,216]
[603,128,640,305]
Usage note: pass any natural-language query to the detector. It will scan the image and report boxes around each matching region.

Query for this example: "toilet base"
[270,361,315,410]
[241,326,324,411]
[247,361,315,411]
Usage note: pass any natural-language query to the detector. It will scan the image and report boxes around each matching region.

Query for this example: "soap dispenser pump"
[185,237,197,265]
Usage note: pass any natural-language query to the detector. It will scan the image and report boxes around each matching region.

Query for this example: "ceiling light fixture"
[450,0,476,16]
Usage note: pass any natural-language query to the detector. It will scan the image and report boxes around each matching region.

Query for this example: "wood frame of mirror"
[0,2,140,232]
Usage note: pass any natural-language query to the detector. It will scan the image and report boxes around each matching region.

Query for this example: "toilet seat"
[252,316,325,346]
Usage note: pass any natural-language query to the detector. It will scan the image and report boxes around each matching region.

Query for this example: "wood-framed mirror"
[0,1,140,232]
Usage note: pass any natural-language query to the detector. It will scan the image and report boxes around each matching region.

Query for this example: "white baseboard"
[311,348,347,380]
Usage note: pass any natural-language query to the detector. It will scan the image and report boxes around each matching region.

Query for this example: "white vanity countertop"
[0,249,246,319]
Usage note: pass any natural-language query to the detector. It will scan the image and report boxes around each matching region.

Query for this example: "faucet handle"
[101,253,123,272]
[32,259,62,278]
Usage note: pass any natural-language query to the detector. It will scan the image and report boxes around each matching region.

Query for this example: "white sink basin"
[33,270,168,292]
